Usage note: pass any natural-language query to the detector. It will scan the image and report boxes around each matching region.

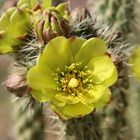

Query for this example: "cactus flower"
[129,46,140,81]
[27,36,118,119]
[0,4,31,53]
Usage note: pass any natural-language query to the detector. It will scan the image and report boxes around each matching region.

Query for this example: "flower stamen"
[55,63,93,96]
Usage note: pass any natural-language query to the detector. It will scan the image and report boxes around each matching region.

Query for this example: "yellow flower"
[27,36,118,119]
[0,5,30,53]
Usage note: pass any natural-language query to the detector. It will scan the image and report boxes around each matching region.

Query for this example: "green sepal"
[56,3,69,20]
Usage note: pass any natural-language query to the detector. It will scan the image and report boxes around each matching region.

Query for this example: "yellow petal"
[75,38,107,66]
[31,89,48,102]
[88,55,118,87]
[38,36,73,71]
[79,85,106,103]
[94,88,111,108]
[62,101,94,117]
[55,94,81,104]
[27,66,57,90]
[68,37,86,58]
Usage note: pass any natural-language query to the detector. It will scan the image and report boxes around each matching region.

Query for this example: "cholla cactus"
[0,0,133,139]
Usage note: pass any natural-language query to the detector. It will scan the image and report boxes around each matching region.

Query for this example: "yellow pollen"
[68,78,79,88]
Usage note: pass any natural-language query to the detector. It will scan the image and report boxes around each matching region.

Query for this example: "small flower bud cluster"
[33,8,69,44]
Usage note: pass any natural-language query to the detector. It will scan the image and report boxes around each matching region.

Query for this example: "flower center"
[55,62,93,96]
[68,78,79,88]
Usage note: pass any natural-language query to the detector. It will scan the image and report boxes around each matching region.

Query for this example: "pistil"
[68,78,79,88]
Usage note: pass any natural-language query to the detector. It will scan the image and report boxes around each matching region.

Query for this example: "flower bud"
[4,65,28,97]
[32,4,69,44]
[70,7,91,23]
[4,73,28,97]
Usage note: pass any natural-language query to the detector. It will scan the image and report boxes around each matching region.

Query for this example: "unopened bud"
[70,7,91,23]
[32,4,70,44]
[43,27,58,42]
[4,73,28,97]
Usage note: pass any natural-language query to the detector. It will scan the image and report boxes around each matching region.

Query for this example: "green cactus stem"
[13,99,44,140]
[94,0,134,34]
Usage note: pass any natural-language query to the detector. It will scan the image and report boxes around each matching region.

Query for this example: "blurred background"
[0,55,15,140]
